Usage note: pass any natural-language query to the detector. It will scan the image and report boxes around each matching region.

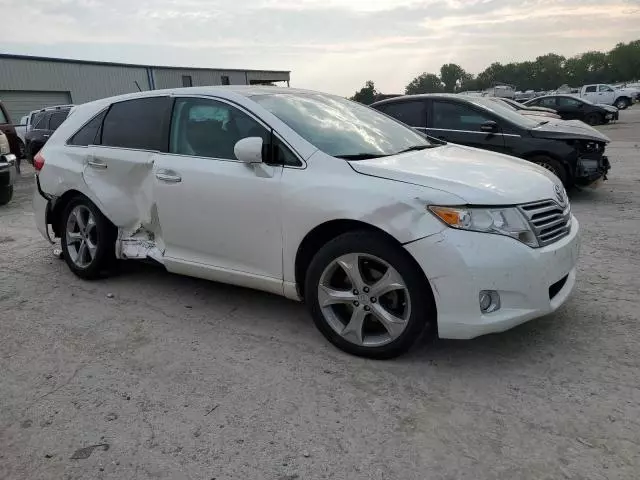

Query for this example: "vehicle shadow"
[111,260,570,368]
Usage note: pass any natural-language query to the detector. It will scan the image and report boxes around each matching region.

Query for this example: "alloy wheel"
[317,253,411,347]
[65,205,98,268]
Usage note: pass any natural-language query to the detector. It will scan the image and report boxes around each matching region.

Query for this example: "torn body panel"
[83,146,156,229]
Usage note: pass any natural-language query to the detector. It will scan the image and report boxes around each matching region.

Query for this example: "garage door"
[0,91,71,123]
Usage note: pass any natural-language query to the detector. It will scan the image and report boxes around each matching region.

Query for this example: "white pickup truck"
[580,84,639,110]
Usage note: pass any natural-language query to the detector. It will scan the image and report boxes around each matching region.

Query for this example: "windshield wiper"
[395,144,436,154]
[335,153,390,160]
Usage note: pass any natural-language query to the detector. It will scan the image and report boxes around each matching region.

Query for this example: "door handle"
[87,158,107,169]
[156,169,182,183]
[43,134,50,138]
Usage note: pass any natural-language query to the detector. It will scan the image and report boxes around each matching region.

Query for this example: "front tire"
[305,231,434,359]
[531,155,568,186]
[0,186,13,206]
[60,196,116,279]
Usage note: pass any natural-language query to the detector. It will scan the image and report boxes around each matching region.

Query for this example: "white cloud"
[0,0,638,95]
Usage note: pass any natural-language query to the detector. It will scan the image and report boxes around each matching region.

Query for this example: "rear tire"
[585,113,603,126]
[614,97,630,110]
[0,186,13,206]
[304,231,434,359]
[531,155,568,186]
[60,196,117,280]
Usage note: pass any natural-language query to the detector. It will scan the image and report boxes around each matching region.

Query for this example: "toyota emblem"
[554,184,565,205]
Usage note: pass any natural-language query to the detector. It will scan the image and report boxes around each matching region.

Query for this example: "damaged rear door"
[82,96,172,229]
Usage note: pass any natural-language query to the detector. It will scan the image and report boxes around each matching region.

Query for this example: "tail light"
[33,151,45,171]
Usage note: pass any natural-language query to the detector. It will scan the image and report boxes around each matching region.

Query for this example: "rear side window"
[49,111,69,130]
[538,97,557,108]
[0,107,7,124]
[375,101,426,128]
[102,97,172,151]
[585,86,597,93]
[68,110,107,146]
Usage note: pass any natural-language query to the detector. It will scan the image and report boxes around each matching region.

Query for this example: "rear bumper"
[33,175,54,243]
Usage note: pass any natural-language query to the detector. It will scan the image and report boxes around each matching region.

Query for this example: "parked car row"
[371,93,610,188]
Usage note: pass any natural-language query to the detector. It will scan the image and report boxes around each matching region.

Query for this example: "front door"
[153,96,284,288]
[554,96,583,120]
[425,99,507,154]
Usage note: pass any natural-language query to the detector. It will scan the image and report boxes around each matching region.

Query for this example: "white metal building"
[0,54,291,121]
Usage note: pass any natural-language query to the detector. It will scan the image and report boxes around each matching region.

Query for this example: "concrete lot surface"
[1,108,639,480]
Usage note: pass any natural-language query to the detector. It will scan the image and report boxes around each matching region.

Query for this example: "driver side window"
[170,98,269,161]
[598,85,613,92]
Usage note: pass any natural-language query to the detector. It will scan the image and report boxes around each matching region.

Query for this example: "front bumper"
[405,216,580,339]
[0,154,17,187]
[575,155,610,185]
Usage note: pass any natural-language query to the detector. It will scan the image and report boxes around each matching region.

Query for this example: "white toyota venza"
[33,87,579,358]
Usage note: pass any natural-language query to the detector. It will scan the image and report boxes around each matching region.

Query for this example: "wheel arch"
[614,96,630,108]
[521,150,573,183]
[294,219,435,305]
[50,190,96,238]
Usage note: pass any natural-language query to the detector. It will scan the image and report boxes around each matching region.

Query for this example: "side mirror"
[480,121,499,133]
[234,137,263,164]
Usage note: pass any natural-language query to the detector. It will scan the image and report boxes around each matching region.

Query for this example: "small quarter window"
[68,110,107,146]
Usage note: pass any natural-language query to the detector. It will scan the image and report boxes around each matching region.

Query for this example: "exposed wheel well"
[294,219,432,300]
[522,151,572,180]
[50,190,90,238]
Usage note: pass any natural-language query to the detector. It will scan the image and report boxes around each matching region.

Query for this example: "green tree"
[350,80,378,105]
[608,40,640,82]
[440,63,468,92]
[405,73,443,94]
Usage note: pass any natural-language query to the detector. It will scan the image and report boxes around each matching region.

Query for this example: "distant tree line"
[350,39,640,104]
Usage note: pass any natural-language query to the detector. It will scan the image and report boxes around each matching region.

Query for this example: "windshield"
[470,97,541,128]
[252,93,431,158]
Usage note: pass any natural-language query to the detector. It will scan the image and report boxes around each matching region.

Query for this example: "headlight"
[429,205,538,247]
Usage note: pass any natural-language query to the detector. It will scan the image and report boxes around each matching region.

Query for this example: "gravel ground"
[1,108,639,480]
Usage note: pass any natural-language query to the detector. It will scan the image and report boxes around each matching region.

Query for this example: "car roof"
[69,86,326,115]
[371,93,472,107]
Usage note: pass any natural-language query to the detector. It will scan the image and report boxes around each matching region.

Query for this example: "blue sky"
[1,0,639,95]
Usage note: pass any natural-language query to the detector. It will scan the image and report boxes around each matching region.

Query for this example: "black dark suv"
[371,94,610,188]
[25,106,72,162]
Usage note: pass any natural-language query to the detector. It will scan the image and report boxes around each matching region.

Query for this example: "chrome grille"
[519,199,571,247]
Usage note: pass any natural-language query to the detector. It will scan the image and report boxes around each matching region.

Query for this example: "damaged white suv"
[33,87,579,358]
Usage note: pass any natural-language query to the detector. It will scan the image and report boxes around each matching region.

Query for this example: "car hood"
[530,120,610,143]
[595,103,618,113]
[349,144,561,205]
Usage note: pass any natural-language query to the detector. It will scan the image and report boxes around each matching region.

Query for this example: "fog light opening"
[479,290,501,314]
